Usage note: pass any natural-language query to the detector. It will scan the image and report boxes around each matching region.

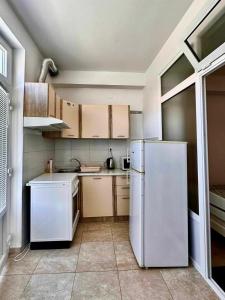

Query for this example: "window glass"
[0,44,7,77]
[186,0,225,61]
[161,54,194,96]
[162,85,199,214]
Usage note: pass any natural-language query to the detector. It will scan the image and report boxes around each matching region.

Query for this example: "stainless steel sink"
[57,168,79,173]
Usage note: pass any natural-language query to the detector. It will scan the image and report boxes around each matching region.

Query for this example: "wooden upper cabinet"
[111,105,130,139]
[24,83,56,117]
[44,99,80,139]
[48,84,56,117]
[61,100,79,138]
[81,105,109,138]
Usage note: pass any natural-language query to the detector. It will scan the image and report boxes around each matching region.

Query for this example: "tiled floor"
[0,222,219,299]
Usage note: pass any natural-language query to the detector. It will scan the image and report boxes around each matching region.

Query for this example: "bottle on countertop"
[46,159,53,173]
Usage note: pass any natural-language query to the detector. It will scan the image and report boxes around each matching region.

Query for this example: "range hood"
[24,117,70,131]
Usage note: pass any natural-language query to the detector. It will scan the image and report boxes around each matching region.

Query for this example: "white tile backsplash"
[23,129,55,178]
[54,139,129,169]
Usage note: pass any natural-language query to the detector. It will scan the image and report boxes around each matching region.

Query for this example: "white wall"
[143,0,211,138]
[143,0,212,272]
[49,70,145,87]
[0,0,42,81]
[55,87,143,111]
[0,0,56,248]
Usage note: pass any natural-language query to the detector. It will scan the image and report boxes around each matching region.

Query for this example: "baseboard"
[80,216,129,223]
[189,256,201,273]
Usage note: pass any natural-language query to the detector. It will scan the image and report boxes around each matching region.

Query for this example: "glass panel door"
[205,63,225,292]
[161,85,199,214]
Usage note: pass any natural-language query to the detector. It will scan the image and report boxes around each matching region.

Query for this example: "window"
[0,86,9,217]
[0,44,7,77]
[185,0,225,61]
[161,54,194,96]
[162,85,199,214]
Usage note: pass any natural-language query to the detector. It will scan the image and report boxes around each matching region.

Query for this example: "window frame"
[0,35,12,91]
[184,0,225,71]
[159,51,196,101]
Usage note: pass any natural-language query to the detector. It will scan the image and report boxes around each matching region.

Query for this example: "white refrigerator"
[130,140,188,267]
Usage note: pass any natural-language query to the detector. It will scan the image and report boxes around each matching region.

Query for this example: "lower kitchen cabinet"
[82,176,113,217]
[117,195,129,216]
[115,175,130,216]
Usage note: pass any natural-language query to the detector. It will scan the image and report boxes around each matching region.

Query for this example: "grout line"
[112,226,123,300]
[159,270,175,300]
[70,229,83,300]
[20,274,32,298]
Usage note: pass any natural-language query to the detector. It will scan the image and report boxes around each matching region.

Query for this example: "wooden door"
[48,84,56,117]
[111,105,130,138]
[82,176,113,217]
[81,105,109,138]
[61,101,79,138]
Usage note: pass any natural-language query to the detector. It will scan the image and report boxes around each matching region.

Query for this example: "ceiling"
[9,0,193,72]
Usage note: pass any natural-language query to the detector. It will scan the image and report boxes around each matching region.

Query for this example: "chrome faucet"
[71,158,81,171]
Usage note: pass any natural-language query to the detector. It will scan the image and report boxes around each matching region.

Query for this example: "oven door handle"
[72,187,79,198]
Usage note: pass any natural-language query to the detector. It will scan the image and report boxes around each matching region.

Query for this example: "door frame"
[197,53,225,299]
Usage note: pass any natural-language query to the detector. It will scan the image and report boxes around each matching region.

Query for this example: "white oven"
[72,178,80,236]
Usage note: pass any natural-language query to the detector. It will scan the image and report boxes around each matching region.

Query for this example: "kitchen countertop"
[27,173,78,185]
[76,169,129,176]
[27,169,129,185]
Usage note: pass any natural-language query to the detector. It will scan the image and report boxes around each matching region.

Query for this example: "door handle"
[93,177,102,180]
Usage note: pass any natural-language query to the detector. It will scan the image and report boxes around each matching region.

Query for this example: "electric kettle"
[105,148,115,170]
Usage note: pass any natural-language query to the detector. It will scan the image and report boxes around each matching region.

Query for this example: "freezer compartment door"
[129,169,144,266]
[130,140,144,172]
[144,141,188,267]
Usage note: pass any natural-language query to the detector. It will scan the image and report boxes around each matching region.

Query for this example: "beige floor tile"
[82,229,112,242]
[87,222,112,231]
[76,242,117,272]
[20,273,74,300]
[1,256,41,275]
[188,268,219,299]
[0,275,30,300]
[114,241,139,270]
[161,268,218,300]
[70,235,82,253]
[34,249,78,274]
[72,271,121,299]
[9,249,47,259]
[119,269,172,299]
[111,222,129,231]
[75,223,89,237]
[112,229,129,242]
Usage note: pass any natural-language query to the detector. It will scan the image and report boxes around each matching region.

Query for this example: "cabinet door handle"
[67,134,75,137]
[92,135,99,138]
[121,186,129,190]
[117,135,125,138]
[93,177,102,180]
[66,102,71,106]
[121,197,129,200]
